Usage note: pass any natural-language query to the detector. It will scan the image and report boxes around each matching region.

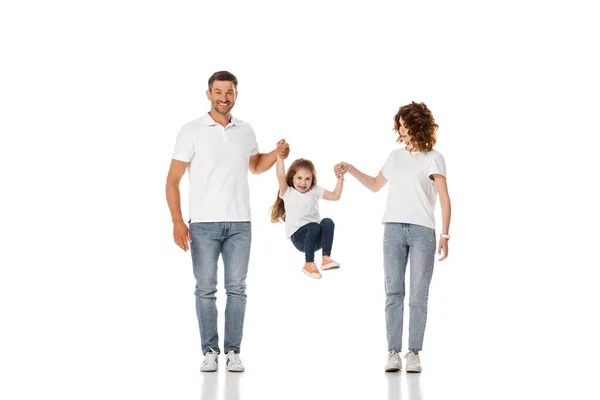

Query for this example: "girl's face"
[398,118,412,146]
[293,168,313,193]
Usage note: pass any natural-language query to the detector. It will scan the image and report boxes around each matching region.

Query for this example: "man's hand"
[276,139,290,159]
[173,221,191,252]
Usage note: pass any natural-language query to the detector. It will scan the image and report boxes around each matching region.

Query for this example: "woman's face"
[398,118,412,145]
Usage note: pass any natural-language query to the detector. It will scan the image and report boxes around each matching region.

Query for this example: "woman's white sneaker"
[225,351,245,372]
[405,351,422,373]
[200,349,219,372]
[385,350,402,372]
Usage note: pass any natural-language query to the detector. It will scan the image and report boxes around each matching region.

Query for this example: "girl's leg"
[383,223,409,353]
[319,218,340,270]
[290,223,323,278]
[319,218,335,256]
[406,224,436,352]
[290,223,320,261]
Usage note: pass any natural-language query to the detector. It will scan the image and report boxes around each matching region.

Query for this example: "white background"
[1,1,599,399]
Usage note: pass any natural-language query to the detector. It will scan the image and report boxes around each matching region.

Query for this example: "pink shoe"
[302,262,322,279]
[321,256,340,270]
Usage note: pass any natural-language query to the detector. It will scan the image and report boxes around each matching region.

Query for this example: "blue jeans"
[290,218,335,262]
[383,223,436,352]
[189,222,251,355]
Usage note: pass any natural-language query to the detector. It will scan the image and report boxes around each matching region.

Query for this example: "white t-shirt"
[172,113,259,223]
[279,185,326,238]
[381,148,446,229]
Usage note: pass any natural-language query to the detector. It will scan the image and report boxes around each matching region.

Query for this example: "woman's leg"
[406,224,436,353]
[383,223,409,353]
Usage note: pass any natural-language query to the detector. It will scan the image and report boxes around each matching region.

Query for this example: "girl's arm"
[276,155,288,195]
[336,162,387,192]
[432,174,451,261]
[323,176,344,201]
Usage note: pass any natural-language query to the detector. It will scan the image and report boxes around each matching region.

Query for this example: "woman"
[335,101,451,373]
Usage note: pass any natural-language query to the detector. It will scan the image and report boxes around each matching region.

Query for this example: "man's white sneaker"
[405,351,422,373]
[200,349,219,372]
[385,350,402,372]
[225,351,245,372]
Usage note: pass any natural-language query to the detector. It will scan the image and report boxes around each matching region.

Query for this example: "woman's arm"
[335,162,387,192]
[433,174,451,261]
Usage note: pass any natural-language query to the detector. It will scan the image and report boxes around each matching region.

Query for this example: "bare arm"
[432,174,451,260]
[249,149,277,174]
[323,177,344,200]
[166,159,191,251]
[276,155,288,195]
[249,139,290,175]
[336,163,387,192]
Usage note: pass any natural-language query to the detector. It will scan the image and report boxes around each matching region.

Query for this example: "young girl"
[270,155,344,279]
[335,102,451,373]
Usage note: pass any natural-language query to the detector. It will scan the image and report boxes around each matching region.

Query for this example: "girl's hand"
[276,139,290,159]
[437,237,448,261]
[334,162,350,178]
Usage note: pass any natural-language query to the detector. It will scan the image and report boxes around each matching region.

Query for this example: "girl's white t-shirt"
[381,148,446,229]
[279,185,325,238]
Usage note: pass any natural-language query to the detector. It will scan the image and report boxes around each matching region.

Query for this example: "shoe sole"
[200,366,218,372]
[406,368,422,373]
[321,262,340,270]
[385,366,401,372]
[303,269,322,279]
[227,367,245,372]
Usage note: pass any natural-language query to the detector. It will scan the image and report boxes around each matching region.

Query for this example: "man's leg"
[221,222,251,354]
[190,222,224,355]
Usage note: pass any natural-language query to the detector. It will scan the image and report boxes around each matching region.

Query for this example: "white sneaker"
[405,351,422,373]
[225,351,245,372]
[200,349,219,372]
[385,350,402,372]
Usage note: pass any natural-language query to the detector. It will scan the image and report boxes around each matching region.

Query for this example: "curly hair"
[270,158,317,223]
[393,102,438,152]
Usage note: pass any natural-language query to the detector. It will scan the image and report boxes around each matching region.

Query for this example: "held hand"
[334,162,351,179]
[437,237,448,261]
[276,139,290,159]
[173,221,191,252]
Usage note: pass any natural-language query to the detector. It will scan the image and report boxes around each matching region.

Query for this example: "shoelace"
[405,352,419,362]
[388,350,400,359]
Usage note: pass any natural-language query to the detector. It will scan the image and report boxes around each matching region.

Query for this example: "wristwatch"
[440,233,450,240]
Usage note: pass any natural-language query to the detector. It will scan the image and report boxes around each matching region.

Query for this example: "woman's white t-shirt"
[381,148,446,229]
[279,186,325,238]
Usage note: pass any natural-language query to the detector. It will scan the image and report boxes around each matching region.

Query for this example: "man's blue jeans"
[189,222,251,355]
[383,223,436,352]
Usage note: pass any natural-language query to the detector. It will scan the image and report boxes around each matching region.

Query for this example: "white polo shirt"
[381,148,446,229]
[279,185,326,238]
[172,113,259,223]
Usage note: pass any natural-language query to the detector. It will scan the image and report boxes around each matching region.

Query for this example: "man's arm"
[166,159,191,251]
[249,139,290,175]
[249,149,277,175]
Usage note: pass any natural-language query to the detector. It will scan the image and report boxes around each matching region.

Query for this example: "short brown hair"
[208,71,238,91]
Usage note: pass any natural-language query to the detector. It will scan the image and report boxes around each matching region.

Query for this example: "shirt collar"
[202,112,238,127]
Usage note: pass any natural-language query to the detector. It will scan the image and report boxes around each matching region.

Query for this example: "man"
[166,71,289,372]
